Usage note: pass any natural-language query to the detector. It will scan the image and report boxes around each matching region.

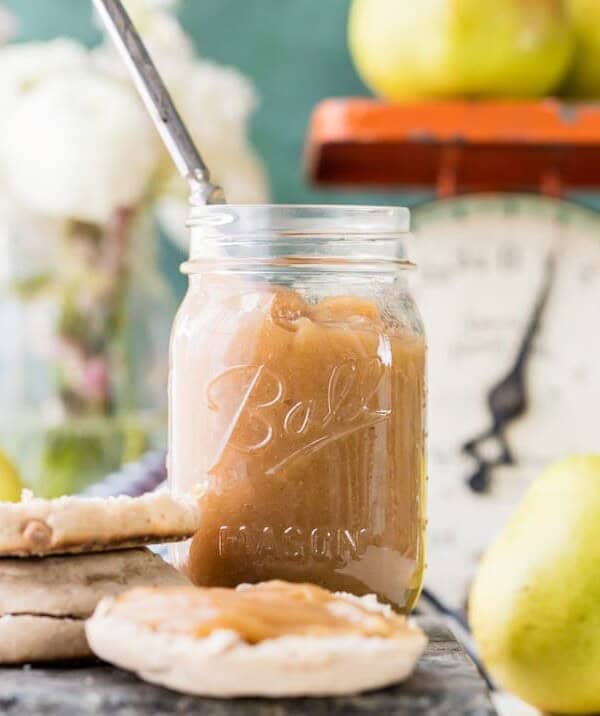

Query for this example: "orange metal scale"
[305,99,600,196]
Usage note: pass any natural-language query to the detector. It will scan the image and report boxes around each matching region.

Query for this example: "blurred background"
[6,0,399,207]
[0,0,420,502]
[3,2,600,708]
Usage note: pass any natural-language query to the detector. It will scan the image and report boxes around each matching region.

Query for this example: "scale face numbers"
[413,194,600,607]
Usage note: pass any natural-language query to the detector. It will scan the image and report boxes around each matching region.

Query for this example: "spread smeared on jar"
[111,581,410,643]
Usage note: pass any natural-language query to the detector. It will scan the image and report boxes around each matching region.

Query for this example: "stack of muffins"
[0,490,199,663]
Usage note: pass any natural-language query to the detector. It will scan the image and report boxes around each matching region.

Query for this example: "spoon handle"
[93,0,225,205]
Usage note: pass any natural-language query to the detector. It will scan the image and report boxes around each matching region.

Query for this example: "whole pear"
[0,451,22,502]
[348,0,573,100]
[562,0,600,97]
[470,455,600,714]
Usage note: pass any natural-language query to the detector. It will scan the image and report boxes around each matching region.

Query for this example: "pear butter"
[169,276,426,613]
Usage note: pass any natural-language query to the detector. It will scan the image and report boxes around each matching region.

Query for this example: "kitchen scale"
[414,193,600,605]
[306,99,600,607]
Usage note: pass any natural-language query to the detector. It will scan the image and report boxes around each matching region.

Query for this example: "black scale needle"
[462,251,557,493]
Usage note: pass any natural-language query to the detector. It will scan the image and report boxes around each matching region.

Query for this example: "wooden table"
[0,619,496,715]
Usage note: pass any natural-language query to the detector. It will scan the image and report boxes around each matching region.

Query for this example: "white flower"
[94,0,193,73]
[0,69,161,224]
[0,0,268,232]
[175,59,259,151]
[0,39,87,119]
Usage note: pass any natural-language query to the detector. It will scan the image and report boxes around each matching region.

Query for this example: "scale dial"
[413,194,600,607]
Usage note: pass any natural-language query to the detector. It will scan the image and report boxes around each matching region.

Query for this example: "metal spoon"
[93,0,225,205]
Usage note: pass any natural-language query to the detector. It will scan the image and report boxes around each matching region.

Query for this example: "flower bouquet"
[0,0,268,496]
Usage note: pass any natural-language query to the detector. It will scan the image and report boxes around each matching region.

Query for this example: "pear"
[470,455,600,714]
[348,0,574,100]
[562,0,600,97]
[0,450,22,502]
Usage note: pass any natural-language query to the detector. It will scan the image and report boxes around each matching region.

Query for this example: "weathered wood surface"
[0,618,497,716]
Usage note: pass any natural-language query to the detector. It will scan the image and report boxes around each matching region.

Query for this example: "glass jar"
[169,205,426,612]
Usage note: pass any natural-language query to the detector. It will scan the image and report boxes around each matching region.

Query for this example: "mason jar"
[169,205,426,612]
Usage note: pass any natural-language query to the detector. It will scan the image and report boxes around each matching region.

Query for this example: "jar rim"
[186,204,413,269]
[187,204,411,234]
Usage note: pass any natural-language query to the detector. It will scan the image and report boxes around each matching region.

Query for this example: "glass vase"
[0,204,172,497]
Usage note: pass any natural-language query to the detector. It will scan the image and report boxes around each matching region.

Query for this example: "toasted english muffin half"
[0,491,199,557]
[0,547,189,664]
[0,615,91,664]
[0,547,189,619]
[86,581,427,697]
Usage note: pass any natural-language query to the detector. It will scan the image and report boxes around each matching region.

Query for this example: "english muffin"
[86,580,427,697]
[0,547,189,664]
[0,490,199,557]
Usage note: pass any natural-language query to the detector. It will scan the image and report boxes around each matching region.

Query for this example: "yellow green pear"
[348,0,573,100]
[470,455,600,714]
[0,450,22,502]
[561,0,600,97]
